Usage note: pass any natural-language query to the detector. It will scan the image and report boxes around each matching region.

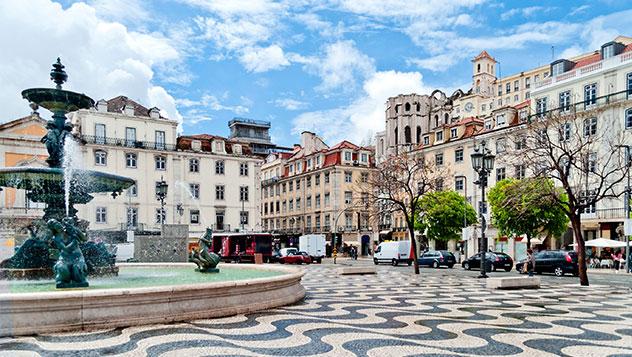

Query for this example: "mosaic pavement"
[1,265,632,356]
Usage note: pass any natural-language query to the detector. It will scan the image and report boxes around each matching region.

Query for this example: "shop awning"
[379,230,391,235]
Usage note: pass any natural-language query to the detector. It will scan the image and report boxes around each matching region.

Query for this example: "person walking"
[526,249,536,277]
[613,250,623,272]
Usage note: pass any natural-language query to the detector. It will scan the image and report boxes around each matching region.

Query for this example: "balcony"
[210,224,231,232]
[81,135,175,151]
[596,208,627,220]
[527,90,632,123]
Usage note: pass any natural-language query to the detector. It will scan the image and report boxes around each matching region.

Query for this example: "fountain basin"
[0,263,305,337]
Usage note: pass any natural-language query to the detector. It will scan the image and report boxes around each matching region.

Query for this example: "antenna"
[551,46,555,61]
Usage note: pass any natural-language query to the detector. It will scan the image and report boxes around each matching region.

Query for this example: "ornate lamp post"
[471,141,495,278]
[156,176,168,233]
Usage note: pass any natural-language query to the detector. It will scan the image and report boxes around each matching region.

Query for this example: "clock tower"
[472,50,497,97]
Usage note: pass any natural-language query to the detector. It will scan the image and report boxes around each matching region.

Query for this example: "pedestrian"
[526,249,536,277]
[613,250,623,272]
[353,246,358,260]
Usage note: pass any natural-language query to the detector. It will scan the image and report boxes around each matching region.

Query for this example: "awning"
[379,230,391,235]
[571,238,628,248]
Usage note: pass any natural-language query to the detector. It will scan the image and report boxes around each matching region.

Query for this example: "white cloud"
[0,0,183,125]
[240,45,290,72]
[500,6,549,21]
[292,70,431,144]
[177,94,250,114]
[569,5,590,16]
[273,98,308,111]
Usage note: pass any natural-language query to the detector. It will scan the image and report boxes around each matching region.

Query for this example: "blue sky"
[1,1,631,147]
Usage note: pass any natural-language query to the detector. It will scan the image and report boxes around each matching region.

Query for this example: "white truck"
[373,241,413,266]
[299,234,326,263]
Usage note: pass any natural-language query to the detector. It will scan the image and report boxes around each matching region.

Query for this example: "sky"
[1,0,631,147]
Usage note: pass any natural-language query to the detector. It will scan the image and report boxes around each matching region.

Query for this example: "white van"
[299,234,325,263]
[373,241,413,266]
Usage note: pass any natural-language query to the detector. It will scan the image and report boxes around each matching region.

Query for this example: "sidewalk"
[588,268,631,275]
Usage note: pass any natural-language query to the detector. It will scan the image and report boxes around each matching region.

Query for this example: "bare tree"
[507,107,629,286]
[356,152,448,274]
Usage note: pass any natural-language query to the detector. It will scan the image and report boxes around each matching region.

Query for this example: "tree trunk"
[409,223,420,274]
[526,232,531,250]
[571,214,589,286]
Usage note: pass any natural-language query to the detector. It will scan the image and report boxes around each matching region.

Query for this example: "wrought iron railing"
[210,224,231,232]
[596,207,627,219]
[527,90,632,123]
[81,135,176,151]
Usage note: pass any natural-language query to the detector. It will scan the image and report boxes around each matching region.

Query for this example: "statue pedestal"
[196,268,220,273]
[56,281,89,289]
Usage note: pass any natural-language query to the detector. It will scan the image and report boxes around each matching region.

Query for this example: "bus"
[210,233,273,263]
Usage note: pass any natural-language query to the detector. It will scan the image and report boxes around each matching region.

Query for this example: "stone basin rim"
[0,263,304,299]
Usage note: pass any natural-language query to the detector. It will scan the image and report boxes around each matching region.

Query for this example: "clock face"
[464,102,473,112]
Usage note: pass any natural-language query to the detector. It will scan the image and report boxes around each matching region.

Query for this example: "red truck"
[211,233,273,263]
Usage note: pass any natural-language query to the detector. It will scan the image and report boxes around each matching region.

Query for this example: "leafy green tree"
[415,190,477,243]
[487,178,569,249]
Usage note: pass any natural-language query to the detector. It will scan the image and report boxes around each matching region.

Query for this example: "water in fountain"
[62,136,81,217]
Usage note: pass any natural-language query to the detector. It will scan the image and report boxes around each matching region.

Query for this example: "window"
[345,191,352,204]
[587,152,597,173]
[155,208,166,224]
[189,183,200,199]
[505,83,511,94]
[455,149,464,162]
[282,201,287,212]
[324,193,330,206]
[435,153,444,166]
[213,185,224,201]
[315,194,321,208]
[584,83,597,108]
[125,127,136,147]
[95,150,107,166]
[627,73,632,97]
[315,174,320,186]
[95,123,106,144]
[344,151,352,161]
[239,163,249,176]
[289,181,293,191]
[345,171,352,183]
[96,207,107,223]
[436,131,443,141]
[496,167,506,181]
[240,211,249,225]
[534,74,540,83]
[155,155,166,170]
[525,77,531,89]
[189,158,199,173]
[496,139,506,153]
[455,177,464,191]
[289,199,293,211]
[215,160,224,174]
[306,196,312,208]
[324,172,330,184]
[315,216,321,229]
[514,136,526,150]
[583,117,597,136]
[239,186,249,202]
[125,153,137,168]
[525,91,531,99]
[602,44,615,59]
[306,176,311,187]
[626,108,632,129]
[316,155,321,166]
[559,91,571,112]
[296,198,301,209]
[552,62,565,76]
[155,131,165,150]
[496,114,506,126]
[127,183,137,197]
[435,178,444,191]
[514,165,526,179]
[361,172,368,183]
[307,158,312,169]
[450,128,458,138]
[283,183,287,192]
[190,210,200,224]
[361,153,368,163]
[560,122,571,141]
[514,80,519,91]
[536,97,547,116]
[295,179,300,190]
[423,136,430,145]
[484,120,492,130]
[126,207,138,228]
[404,126,411,143]
[514,94,519,102]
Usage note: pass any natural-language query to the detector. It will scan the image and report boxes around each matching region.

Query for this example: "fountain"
[0,60,305,337]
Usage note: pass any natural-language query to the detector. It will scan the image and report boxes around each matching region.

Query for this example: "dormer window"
[149,107,160,119]
[316,155,321,166]
[423,135,430,145]
[450,128,458,138]
[601,42,624,59]
[123,104,134,116]
[233,144,242,155]
[484,120,492,130]
[435,131,443,142]
[496,114,506,126]
[344,151,352,161]
[191,140,201,152]
[213,140,224,153]
[360,153,368,163]
[96,99,108,112]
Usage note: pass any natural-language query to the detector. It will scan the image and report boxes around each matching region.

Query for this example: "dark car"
[462,252,514,272]
[279,251,312,265]
[418,250,456,268]
[515,250,578,277]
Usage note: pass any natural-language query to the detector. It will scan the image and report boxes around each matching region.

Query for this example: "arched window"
[416,126,422,143]
[380,139,384,154]
[395,105,399,113]
[405,103,411,111]
[404,126,411,144]
[94,150,107,166]
[444,113,450,123]
[626,108,632,129]
[394,127,398,145]
[434,115,439,127]
[416,103,420,111]
[477,63,481,73]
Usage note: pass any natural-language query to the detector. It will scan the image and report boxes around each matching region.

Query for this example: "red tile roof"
[106,96,155,118]
[472,50,496,62]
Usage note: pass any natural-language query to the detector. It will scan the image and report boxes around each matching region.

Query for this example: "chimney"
[301,131,316,153]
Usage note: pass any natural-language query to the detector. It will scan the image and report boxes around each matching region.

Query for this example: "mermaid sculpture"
[189,228,220,273]
[49,218,89,288]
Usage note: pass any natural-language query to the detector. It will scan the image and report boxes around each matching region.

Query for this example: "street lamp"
[156,176,168,233]
[471,141,495,279]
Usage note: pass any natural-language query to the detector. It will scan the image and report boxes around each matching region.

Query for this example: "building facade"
[260,131,377,255]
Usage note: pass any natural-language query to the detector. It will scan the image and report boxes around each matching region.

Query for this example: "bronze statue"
[189,228,220,273]
[49,218,89,288]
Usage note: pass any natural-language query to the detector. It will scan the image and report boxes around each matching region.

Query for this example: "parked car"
[279,251,312,265]
[270,247,298,263]
[418,250,456,268]
[515,250,578,277]
[462,252,514,272]
[373,241,412,266]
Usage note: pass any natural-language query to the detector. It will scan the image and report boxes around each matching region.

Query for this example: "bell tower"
[472,50,497,97]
